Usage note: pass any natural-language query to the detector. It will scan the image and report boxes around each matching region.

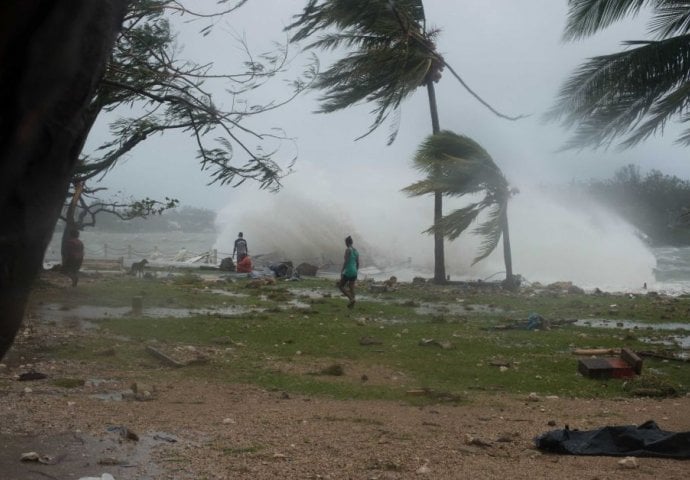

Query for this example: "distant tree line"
[581,165,690,246]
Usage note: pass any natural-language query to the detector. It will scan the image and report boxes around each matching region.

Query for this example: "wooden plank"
[621,347,643,374]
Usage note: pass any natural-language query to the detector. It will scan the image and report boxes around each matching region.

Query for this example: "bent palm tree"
[287,0,520,284]
[548,0,690,148]
[403,131,517,288]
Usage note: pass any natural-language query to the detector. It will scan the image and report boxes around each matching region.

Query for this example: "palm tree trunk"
[500,203,515,289]
[426,81,446,284]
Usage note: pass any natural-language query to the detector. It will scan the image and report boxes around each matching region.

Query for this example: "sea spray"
[214,187,656,289]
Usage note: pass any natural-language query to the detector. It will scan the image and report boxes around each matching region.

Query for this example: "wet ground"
[575,318,690,349]
[0,430,167,480]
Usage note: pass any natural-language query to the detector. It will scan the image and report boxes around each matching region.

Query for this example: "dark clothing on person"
[234,237,248,261]
[62,236,84,287]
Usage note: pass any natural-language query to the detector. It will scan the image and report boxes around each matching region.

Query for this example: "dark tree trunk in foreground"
[426,81,446,284]
[0,1,126,360]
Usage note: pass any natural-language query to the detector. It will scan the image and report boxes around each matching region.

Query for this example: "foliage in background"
[581,164,690,245]
[548,0,690,149]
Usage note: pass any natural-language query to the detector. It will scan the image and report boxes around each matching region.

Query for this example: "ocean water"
[44,229,690,294]
[45,231,221,265]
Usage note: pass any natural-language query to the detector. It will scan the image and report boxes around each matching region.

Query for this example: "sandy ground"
[1,284,689,479]
[2,372,690,480]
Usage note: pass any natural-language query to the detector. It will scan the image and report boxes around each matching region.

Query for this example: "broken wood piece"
[572,348,620,356]
[145,346,184,368]
[621,348,643,374]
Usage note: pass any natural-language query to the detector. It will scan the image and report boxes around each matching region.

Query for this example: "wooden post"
[104,243,108,258]
[127,244,132,259]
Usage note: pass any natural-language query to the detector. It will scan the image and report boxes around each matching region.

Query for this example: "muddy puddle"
[0,430,173,479]
[414,302,502,316]
[575,318,690,349]
[34,303,259,324]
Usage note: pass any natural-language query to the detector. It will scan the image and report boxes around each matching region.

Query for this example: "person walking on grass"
[338,235,359,308]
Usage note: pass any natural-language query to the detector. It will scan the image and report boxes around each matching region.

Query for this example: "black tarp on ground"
[535,421,690,458]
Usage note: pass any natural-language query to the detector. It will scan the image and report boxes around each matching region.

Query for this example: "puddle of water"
[414,302,502,316]
[206,288,249,298]
[575,318,690,350]
[575,318,690,331]
[0,431,164,479]
[91,392,125,401]
[286,299,311,309]
[287,288,326,299]
[35,303,261,324]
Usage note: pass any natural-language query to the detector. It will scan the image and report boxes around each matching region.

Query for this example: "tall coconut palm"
[403,131,517,288]
[548,0,690,149]
[287,0,520,284]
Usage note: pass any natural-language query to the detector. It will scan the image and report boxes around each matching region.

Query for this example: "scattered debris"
[359,336,383,346]
[526,392,540,402]
[535,420,690,458]
[78,474,115,480]
[369,276,399,293]
[637,350,690,363]
[130,382,156,401]
[18,371,47,381]
[107,425,139,442]
[418,338,453,349]
[405,388,463,403]
[618,456,639,469]
[318,364,345,376]
[153,433,177,443]
[296,262,318,276]
[20,451,55,464]
[246,277,276,288]
[577,347,642,379]
[145,346,185,368]
[416,462,431,474]
[145,345,208,368]
[464,434,492,447]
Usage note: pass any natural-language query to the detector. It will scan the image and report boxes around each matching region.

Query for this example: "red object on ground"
[237,256,252,273]
[578,357,636,379]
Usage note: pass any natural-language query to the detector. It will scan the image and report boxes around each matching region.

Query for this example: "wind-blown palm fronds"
[549,0,690,148]
[287,0,440,144]
[403,131,516,280]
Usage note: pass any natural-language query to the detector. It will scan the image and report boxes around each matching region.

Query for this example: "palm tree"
[548,0,690,149]
[403,131,517,288]
[287,0,520,284]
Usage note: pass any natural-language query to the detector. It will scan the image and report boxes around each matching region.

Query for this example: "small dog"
[129,259,148,277]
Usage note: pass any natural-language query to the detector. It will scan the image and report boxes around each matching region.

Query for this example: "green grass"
[31,274,690,403]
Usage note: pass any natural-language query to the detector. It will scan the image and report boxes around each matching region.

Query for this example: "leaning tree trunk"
[500,202,515,289]
[61,181,85,265]
[0,1,126,360]
[426,81,446,284]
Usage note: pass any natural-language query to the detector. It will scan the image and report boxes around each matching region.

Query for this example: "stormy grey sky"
[92,0,689,211]
[82,0,685,287]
